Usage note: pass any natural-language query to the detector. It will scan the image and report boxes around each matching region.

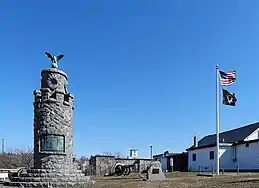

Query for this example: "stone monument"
[5,52,91,187]
[146,161,166,181]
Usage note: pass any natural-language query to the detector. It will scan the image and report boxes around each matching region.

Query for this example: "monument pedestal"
[6,169,91,187]
[146,161,166,181]
[5,68,91,187]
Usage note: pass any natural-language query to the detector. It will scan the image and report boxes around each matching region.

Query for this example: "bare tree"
[102,152,113,156]
[114,152,122,158]
[80,156,88,162]
[0,147,33,169]
[75,156,89,171]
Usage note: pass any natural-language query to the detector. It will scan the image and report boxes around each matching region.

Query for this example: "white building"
[129,149,138,159]
[187,122,259,172]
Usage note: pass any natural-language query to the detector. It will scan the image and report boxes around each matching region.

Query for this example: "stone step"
[19,172,86,178]
[27,169,82,174]
[12,176,90,182]
[4,180,94,187]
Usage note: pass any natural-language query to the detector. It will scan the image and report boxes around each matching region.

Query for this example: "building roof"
[187,122,259,151]
[90,154,151,161]
[153,152,182,158]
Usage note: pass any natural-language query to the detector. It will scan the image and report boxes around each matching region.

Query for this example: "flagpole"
[216,65,220,175]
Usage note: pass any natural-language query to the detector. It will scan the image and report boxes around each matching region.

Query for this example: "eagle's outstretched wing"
[56,54,64,62]
[45,52,54,61]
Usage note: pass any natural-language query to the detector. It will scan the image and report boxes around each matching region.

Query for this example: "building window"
[192,153,196,161]
[209,151,214,160]
[246,143,249,147]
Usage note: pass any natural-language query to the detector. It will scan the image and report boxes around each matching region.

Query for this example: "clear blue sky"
[1,0,259,158]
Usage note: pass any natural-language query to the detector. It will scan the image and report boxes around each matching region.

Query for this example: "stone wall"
[89,155,152,176]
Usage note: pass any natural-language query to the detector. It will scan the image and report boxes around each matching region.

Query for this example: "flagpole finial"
[216,65,219,69]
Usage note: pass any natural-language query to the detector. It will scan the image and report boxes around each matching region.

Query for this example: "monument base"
[146,161,166,181]
[4,169,93,187]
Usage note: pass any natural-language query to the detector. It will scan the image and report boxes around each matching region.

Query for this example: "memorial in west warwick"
[5,52,91,187]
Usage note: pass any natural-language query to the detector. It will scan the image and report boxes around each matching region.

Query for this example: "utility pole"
[0,138,4,154]
[150,145,153,160]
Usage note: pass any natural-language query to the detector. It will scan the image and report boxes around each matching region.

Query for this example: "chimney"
[193,136,198,147]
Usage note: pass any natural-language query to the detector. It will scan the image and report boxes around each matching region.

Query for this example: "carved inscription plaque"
[152,168,160,174]
[40,134,65,152]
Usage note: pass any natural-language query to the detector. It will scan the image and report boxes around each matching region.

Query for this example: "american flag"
[219,70,236,86]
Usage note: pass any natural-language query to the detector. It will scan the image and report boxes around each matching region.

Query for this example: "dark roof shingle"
[188,122,259,150]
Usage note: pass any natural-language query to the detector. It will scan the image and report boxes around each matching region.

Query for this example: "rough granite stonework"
[146,161,166,181]
[5,68,91,187]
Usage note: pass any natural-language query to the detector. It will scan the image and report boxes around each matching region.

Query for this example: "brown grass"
[1,172,259,187]
[89,172,259,188]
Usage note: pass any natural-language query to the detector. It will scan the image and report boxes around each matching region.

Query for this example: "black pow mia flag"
[222,89,237,106]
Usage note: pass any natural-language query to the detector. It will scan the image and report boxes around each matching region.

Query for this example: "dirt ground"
[90,172,259,188]
[1,172,259,187]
